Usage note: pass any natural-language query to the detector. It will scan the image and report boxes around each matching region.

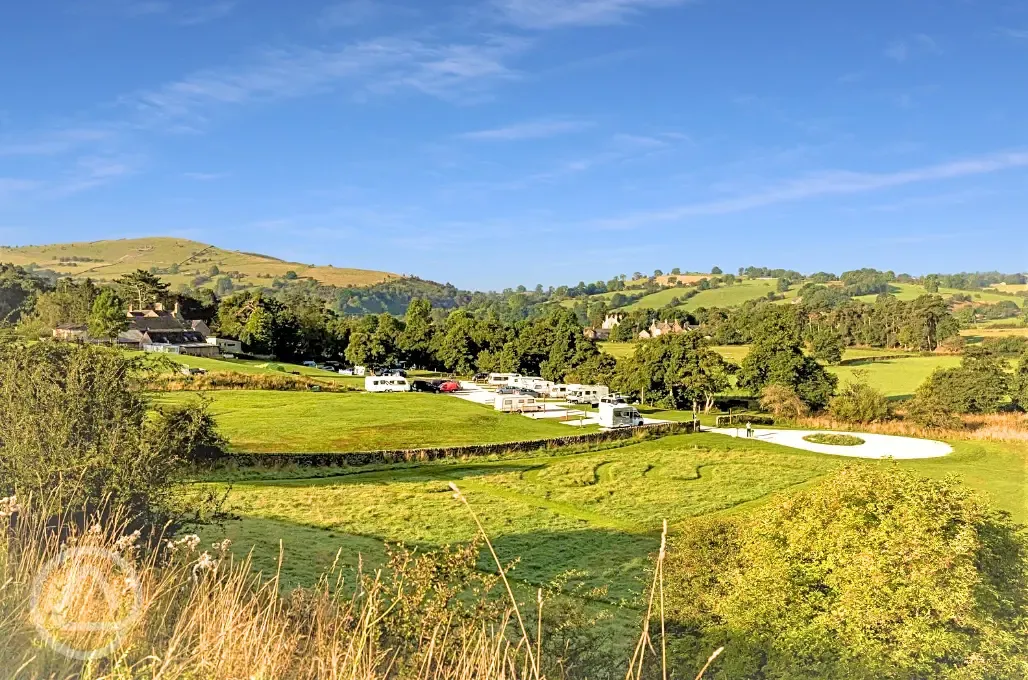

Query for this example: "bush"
[829,380,892,423]
[153,397,228,466]
[802,433,864,446]
[150,371,353,393]
[0,342,190,525]
[910,348,1010,416]
[663,467,1028,680]
[759,384,809,419]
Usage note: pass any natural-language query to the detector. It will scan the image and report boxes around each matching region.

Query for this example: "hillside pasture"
[855,283,1023,307]
[155,390,589,453]
[0,237,396,290]
[625,278,796,311]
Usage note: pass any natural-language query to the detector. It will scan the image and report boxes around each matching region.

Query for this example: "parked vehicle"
[179,366,207,376]
[365,376,411,393]
[600,393,630,405]
[376,368,407,377]
[598,402,644,428]
[488,373,521,387]
[439,381,462,393]
[514,388,542,398]
[547,384,575,400]
[303,360,318,368]
[494,395,544,413]
[410,380,439,393]
[566,385,610,406]
[496,386,517,395]
[472,373,489,383]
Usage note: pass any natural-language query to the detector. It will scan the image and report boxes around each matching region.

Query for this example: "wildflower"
[115,530,141,552]
[192,551,218,580]
[0,495,21,518]
[212,538,232,554]
[88,523,102,536]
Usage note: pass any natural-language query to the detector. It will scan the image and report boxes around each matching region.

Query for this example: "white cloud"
[998,27,1028,40]
[885,34,941,62]
[459,118,593,140]
[593,150,1028,229]
[123,35,528,127]
[492,0,690,30]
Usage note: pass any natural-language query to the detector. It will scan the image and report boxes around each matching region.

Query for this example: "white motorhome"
[566,385,610,406]
[509,376,553,393]
[488,373,521,387]
[598,402,644,429]
[365,376,410,393]
[494,395,544,413]
[548,384,580,400]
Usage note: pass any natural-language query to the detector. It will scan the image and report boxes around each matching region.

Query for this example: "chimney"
[154,302,164,312]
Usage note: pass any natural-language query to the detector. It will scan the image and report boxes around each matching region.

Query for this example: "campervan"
[598,402,644,429]
[365,376,411,393]
[488,373,521,387]
[547,384,576,400]
[566,385,610,406]
[494,395,544,413]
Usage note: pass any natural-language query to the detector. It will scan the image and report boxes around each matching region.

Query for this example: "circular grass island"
[802,433,865,447]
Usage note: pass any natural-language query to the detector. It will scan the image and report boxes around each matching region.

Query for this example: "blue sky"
[1,0,1027,289]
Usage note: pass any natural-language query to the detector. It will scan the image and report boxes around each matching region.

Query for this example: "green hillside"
[0,237,397,291]
[854,283,1022,307]
[626,278,797,311]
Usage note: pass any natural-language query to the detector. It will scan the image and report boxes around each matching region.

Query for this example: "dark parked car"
[411,380,440,393]
[472,373,489,382]
[515,388,542,398]
[376,368,407,377]
[439,380,462,393]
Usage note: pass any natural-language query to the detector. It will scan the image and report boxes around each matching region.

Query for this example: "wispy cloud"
[0,178,41,201]
[319,0,383,28]
[885,33,941,62]
[0,128,113,156]
[492,0,691,30]
[178,1,238,26]
[458,117,593,141]
[182,171,228,180]
[123,35,528,128]
[50,156,138,196]
[997,27,1028,40]
[593,150,1028,229]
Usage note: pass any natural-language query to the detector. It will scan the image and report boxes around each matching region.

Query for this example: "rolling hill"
[0,237,398,290]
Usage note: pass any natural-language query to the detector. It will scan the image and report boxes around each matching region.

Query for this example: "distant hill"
[0,237,398,291]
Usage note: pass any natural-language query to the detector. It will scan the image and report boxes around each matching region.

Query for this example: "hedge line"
[837,354,928,366]
[226,421,695,468]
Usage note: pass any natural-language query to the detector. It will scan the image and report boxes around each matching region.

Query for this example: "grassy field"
[156,391,589,453]
[157,352,367,387]
[962,327,1028,339]
[855,283,1023,307]
[199,434,1027,610]
[0,237,396,290]
[831,355,964,398]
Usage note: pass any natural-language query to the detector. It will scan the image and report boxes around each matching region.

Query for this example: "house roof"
[140,330,207,345]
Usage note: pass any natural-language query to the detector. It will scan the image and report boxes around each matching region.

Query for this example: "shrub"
[663,467,1028,680]
[829,380,892,423]
[150,371,352,393]
[0,342,188,525]
[759,384,809,419]
[153,397,228,466]
[910,348,1010,416]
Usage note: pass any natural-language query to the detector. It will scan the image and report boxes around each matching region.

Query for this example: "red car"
[439,380,462,393]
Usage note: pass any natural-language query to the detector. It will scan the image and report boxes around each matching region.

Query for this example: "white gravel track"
[710,427,953,459]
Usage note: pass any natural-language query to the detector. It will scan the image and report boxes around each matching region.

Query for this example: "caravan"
[494,395,544,413]
[365,376,411,393]
[566,385,610,406]
[547,384,577,400]
[598,402,644,429]
[488,373,521,387]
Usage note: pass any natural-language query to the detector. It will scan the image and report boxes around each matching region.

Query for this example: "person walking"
[746,421,753,438]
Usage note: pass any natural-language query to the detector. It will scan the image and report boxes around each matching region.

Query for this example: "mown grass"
[803,433,864,446]
[199,434,1027,599]
[156,391,590,453]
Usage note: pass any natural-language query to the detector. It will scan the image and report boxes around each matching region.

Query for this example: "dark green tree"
[1013,348,1028,411]
[88,289,129,341]
[398,298,436,369]
[115,269,170,309]
[619,332,735,410]
[807,325,844,364]
[738,308,837,410]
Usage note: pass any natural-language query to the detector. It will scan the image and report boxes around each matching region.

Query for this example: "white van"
[494,395,544,413]
[548,384,578,399]
[599,402,644,428]
[566,385,610,406]
[365,376,410,393]
[488,373,521,387]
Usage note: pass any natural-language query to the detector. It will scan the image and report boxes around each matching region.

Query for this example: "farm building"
[206,336,243,354]
[638,320,699,340]
[140,330,220,357]
[52,324,90,342]
[584,313,623,341]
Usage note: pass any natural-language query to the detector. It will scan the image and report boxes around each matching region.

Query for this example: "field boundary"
[225,421,695,468]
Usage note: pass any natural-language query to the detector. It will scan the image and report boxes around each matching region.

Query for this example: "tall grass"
[0,493,717,680]
[798,412,1028,442]
[150,370,352,392]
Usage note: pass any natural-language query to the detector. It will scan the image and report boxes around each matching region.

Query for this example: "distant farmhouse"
[638,319,699,340]
[53,302,222,357]
[583,313,624,341]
